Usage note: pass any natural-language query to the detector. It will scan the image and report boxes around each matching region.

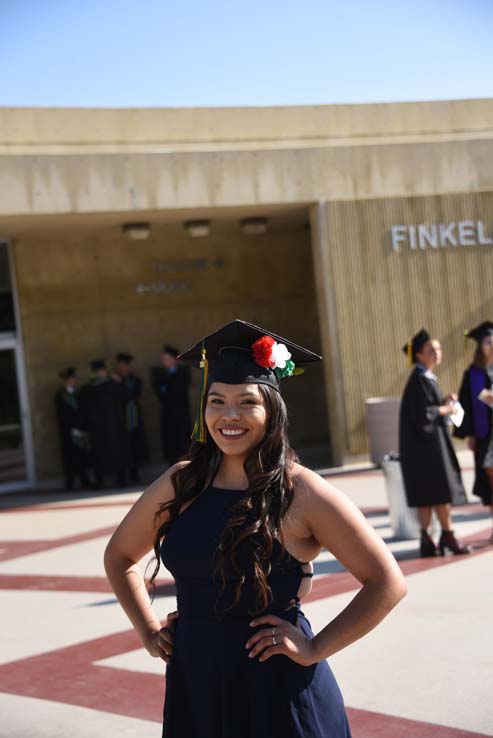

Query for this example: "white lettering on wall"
[458,220,476,246]
[439,222,457,247]
[409,225,417,250]
[478,221,493,245]
[418,224,438,249]
[391,225,407,252]
[390,220,493,251]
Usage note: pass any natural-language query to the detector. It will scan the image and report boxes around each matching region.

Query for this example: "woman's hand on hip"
[246,614,319,666]
[144,610,178,663]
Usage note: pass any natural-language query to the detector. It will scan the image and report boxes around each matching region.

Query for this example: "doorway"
[0,241,35,491]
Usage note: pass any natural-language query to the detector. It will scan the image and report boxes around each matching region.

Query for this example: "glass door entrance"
[0,241,34,490]
[0,346,26,484]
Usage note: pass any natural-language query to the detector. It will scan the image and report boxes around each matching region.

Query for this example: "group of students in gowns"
[55,346,191,490]
[55,354,149,490]
[399,321,493,557]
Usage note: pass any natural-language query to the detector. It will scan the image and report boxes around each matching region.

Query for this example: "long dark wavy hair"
[150,383,298,615]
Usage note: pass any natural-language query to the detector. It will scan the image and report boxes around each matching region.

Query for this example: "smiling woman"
[207,385,267,448]
[104,319,407,738]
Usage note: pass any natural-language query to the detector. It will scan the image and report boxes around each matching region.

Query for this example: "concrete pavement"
[0,450,492,737]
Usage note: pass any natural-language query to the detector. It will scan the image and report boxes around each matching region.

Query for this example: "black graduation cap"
[59,367,76,380]
[116,352,134,363]
[162,344,180,357]
[465,321,493,343]
[179,319,322,442]
[402,329,431,365]
[89,359,106,372]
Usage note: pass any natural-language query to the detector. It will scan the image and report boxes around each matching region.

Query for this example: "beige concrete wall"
[2,138,493,221]
[12,219,329,479]
[1,99,493,148]
[326,190,493,453]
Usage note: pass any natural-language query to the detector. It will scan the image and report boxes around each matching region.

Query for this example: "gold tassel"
[406,342,413,367]
[464,330,469,349]
[192,345,209,443]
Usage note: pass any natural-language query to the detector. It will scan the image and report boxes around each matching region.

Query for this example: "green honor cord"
[192,344,209,443]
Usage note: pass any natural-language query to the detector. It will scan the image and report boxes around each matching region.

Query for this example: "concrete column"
[309,202,347,466]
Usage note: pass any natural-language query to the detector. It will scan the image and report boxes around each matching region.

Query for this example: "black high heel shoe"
[420,529,437,558]
[438,530,470,556]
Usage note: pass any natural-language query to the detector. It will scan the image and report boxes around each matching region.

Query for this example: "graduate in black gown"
[152,345,191,465]
[105,320,407,738]
[54,367,91,490]
[399,329,469,557]
[454,321,493,542]
[115,353,149,483]
[79,360,130,489]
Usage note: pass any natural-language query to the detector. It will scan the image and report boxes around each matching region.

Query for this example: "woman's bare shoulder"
[128,459,191,516]
[150,460,190,501]
[290,463,338,499]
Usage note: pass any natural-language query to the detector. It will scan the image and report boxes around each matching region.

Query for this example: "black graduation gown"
[399,366,467,507]
[454,365,493,505]
[54,387,89,485]
[121,373,149,468]
[79,379,130,475]
[151,365,191,465]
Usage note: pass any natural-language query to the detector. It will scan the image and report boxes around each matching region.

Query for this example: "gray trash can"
[381,453,420,540]
[365,397,400,466]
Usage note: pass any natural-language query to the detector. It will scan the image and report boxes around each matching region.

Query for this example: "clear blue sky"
[1,0,492,107]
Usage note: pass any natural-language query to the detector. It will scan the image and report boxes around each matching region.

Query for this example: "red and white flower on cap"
[251,335,297,378]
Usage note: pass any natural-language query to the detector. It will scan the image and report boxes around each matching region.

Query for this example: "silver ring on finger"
[272,635,277,645]
[271,627,276,637]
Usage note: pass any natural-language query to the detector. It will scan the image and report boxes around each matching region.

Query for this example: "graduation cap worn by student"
[59,367,77,380]
[464,321,493,343]
[162,345,180,357]
[402,329,431,367]
[116,352,134,364]
[179,319,322,442]
[89,359,106,372]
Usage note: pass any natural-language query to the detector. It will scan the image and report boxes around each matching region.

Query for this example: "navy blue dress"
[160,486,352,738]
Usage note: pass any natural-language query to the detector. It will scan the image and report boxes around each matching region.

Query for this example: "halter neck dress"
[160,485,352,738]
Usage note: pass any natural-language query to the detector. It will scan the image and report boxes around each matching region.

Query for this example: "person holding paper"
[399,330,469,557]
[454,321,493,542]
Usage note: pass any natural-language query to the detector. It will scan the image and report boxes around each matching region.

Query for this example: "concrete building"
[1,99,493,491]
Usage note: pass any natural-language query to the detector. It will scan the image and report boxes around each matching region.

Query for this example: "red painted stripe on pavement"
[0,573,114,592]
[0,525,116,562]
[360,506,388,516]
[0,499,138,514]
[0,629,164,723]
[306,528,493,601]
[321,464,476,480]
[0,630,489,737]
[0,573,176,596]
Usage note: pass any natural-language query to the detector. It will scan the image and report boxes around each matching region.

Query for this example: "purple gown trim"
[469,367,489,440]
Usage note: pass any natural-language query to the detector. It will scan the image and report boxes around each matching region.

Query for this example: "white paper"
[450,401,465,427]
[478,388,493,406]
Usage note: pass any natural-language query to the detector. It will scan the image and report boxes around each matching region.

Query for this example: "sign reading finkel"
[391,220,493,252]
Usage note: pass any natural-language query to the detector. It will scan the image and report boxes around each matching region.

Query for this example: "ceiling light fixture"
[184,220,211,237]
[122,222,151,240]
[240,217,268,235]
